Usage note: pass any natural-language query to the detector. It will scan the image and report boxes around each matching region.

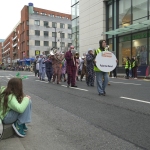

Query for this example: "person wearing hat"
[86,48,95,86]
[65,45,77,87]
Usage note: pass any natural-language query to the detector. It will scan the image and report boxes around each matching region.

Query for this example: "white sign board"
[95,51,117,72]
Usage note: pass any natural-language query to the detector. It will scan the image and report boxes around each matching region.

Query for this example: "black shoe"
[42,79,45,81]
[71,85,77,87]
[99,93,105,96]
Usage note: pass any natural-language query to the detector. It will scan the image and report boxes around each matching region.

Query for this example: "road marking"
[61,85,88,91]
[143,79,150,81]
[120,97,150,104]
[110,81,141,85]
[9,74,14,77]
[35,80,49,83]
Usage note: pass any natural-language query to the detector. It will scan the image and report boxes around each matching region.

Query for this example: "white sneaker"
[112,77,114,78]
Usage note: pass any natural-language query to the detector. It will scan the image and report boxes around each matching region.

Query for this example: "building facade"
[0,3,72,65]
[71,0,79,52]
[72,0,150,75]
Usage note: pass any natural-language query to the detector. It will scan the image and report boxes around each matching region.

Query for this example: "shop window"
[132,32,147,65]
[119,0,131,28]
[132,0,147,24]
[119,35,131,66]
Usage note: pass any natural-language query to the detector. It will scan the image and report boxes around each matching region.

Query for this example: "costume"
[65,50,77,87]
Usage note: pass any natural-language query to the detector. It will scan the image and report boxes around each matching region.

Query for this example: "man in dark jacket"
[44,55,53,82]
[86,48,95,86]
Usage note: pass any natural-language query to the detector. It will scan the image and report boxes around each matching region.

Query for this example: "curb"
[2,124,15,140]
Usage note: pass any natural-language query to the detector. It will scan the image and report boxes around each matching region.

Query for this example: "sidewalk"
[0,91,143,150]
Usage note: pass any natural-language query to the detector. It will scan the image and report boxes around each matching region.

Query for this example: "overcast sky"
[0,0,71,39]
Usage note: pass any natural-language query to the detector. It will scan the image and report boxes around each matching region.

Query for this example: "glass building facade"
[71,0,79,51]
[106,0,150,75]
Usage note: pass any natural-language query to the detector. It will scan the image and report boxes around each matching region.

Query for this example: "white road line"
[35,80,49,83]
[120,97,150,104]
[110,81,141,85]
[61,85,88,91]
[9,74,14,77]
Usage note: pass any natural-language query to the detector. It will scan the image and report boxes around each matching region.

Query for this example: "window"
[52,42,57,48]
[44,41,49,46]
[68,43,72,47]
[132,0,147,24]
[60,23,65,28]
[35,30,40,36]
[35,40,40,46]
[60,33,65,38]
[44,21,48,27]
[52,22,57,28]
[132,32,147,65]
[68,34,72,39]
[50,14,54,17]
[60,42,65,47]
[44,31,49,37]
[68,24,72,29]
[26,30,29,36]
[26,20,29,25]
[34,20,40,26]
[52,32,57,37]
[108,4,112,30]
[119,0,131,27]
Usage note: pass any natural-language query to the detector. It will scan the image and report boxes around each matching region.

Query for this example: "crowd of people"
[34,40,111,96]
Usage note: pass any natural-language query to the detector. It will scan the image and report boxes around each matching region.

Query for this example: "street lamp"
[46,25,57,48]
[58,31,63,51]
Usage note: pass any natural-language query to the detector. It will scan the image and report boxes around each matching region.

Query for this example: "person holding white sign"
[94,40,109,96]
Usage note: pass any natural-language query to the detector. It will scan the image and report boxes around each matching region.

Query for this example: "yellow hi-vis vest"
[94,48,106,72]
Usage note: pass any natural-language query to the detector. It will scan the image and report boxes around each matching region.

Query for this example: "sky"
[0,0,71,39]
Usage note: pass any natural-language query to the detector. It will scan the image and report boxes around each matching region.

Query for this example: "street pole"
[55,27,56,48]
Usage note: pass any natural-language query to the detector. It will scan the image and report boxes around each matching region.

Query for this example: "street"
[0,70,150,150]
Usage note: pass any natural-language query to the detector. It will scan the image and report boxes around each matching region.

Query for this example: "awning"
[105,20,150,35]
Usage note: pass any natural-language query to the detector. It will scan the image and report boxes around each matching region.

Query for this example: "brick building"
[1,3,71,65]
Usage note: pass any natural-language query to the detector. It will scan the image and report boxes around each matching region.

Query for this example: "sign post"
[95,51,117,72]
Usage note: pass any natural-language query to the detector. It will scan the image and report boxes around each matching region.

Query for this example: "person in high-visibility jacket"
[94,40,108,96]
[132,57,138,79]
[125,57,131,79]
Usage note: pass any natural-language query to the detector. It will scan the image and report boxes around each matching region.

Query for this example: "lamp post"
[58,31,63,51]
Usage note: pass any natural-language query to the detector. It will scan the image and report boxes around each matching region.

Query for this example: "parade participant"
[38,54,46,81]
[65,45,77,87]
[51,51,64,84]
[35,56,39,78]
[61,58,67,82]
[0,78,32,137]
[44,55,53,82]
[94,40,109,96]
[80,56,86,81]
[75,52,80,81]
[86,48,95,86]
[132,57,138,79]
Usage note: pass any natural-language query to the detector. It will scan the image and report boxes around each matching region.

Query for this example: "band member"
[86,48,95,86]
[51,51,64,84]
[65,46,77,87]
[43,55,53,82]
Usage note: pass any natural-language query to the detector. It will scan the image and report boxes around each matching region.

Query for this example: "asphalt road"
[0,70,150,150]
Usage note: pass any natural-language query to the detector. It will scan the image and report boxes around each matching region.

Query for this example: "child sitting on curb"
[0,78,32,137]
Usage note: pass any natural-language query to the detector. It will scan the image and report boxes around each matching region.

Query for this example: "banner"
[95,51,117,72]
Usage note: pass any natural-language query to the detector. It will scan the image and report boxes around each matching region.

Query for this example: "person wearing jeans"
[94,40,108,96]
[0,78,32,137]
